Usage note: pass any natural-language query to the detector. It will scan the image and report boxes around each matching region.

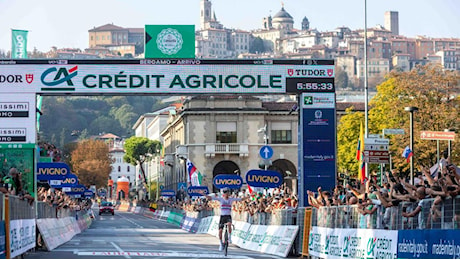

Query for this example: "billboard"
[145,25,195,58]
[299,92,337,206]
[0,60,334,95]
[0,143,35,196]
[0,93,36,144]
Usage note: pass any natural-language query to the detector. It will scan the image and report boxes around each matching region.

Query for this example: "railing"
[8,195,35,220]
[37,201,57,219]
[160,205,297,226]
[205,144,249,157]
[309,195,460,230]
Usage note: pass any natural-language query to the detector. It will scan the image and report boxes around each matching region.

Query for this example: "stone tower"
[200,0,212,30]
[302,16,310,31]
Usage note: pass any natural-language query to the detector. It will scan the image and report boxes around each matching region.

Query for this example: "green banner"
[0,146,34,196]
[145,25,195,58]
[11,29,28,58]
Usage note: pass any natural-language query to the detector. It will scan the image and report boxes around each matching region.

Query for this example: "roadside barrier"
[297,195,460,259]
[0,193,93,258]
[135,207,298,258]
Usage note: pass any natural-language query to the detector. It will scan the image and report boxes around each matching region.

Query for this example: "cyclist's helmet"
[222,187,230,193]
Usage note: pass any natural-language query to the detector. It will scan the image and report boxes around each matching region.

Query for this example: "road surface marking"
[77,251,251,258]
[118,214,144,228]
[110,242,131,259]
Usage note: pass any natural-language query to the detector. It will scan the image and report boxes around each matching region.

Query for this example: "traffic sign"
[365,138,389,145]
[363,150,390,164]
[259,145,274,159]
[383,128,405,135]
[420,131,456,141]
[364,144,389,151]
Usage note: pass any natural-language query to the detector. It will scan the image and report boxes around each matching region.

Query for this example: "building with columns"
[160,95,299,194]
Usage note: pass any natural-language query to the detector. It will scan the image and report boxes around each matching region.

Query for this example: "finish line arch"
[0,58,336,206]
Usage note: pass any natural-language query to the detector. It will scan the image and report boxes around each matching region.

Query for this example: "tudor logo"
[288,69,294,76]
[25,74,33,84]
[327,69,333,77]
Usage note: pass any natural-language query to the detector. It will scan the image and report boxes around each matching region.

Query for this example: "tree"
[337,107,364,178]
[368,64,459,175]
[70,139,112,188]
[337,64,459,179]
[123,137,162,190]
[249,37,266,54]
[335,67,349,89]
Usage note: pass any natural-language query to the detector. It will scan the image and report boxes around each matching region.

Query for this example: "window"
[271,130,292,143]
[216,122,237,143]
[271,122,292,144]
[118,166,121,172]
[127,166,130,172]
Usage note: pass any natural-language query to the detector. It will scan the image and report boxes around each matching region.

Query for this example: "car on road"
[99,201,114,215]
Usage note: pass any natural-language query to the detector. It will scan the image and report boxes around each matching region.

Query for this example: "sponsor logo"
[287,69,333,77]
[156,28,183,55]
[315,110,322,119]
[25,74,33,84]
[41,66,78,90]
[0,74,23,83]
[304,96,313,105]
[308,110,329,126]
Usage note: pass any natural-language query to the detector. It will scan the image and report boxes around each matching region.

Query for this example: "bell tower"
[200,0,212,30]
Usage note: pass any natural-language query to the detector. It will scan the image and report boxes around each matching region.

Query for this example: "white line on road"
[110,242,131,259]
[77,251,252,258]
[118,213,144,228]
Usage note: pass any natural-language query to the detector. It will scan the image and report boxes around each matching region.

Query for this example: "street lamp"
[404,106,418,185]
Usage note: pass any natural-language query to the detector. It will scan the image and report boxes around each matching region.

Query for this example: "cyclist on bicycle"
[202,187,241,251]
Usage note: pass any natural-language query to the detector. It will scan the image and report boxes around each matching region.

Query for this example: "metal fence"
[8,195,35,220]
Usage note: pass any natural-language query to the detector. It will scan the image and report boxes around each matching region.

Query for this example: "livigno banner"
[145,25,195,58]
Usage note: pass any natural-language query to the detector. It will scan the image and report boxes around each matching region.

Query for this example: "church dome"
[273,7,293,19]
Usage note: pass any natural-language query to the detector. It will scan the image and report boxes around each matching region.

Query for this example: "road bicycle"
[222,222,234,256]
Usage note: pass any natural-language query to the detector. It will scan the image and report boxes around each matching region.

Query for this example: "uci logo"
[41,66,78,87]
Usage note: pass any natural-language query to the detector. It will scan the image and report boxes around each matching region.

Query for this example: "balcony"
[164,154,175,166]
[205,143,249,157]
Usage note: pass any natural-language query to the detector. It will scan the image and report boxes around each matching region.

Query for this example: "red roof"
[99,133,120,139]
[89,24,126,32]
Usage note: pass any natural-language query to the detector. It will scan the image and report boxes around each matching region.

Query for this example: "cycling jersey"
[214,197,241,216]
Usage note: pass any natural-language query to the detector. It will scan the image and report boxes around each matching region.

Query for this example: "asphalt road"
[24,207,283,259]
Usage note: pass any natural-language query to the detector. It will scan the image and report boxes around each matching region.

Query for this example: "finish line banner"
[0,60,334,95]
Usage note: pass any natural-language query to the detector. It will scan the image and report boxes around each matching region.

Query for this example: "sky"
[0,0,459,53]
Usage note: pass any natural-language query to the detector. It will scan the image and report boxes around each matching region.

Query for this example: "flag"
[11,29,28,58]
[356,122,364,161]
[186,159,203,186]
[357,122,366,183]
[402,146,413,163]
[37,95,43,131]
[247,184,253,194]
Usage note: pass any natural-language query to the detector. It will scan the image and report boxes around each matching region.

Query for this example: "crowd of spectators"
[307,158,460,229]
[38,141,62,162]
[36,186,92,212]
[0,167,35,205]
[155,183,299,216]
